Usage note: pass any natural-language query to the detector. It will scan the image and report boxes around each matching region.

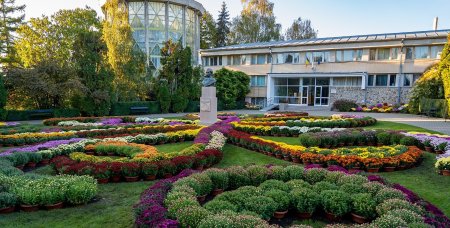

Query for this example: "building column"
[182,6,186,47]
[165,2,169,41]
[144,0,149,65]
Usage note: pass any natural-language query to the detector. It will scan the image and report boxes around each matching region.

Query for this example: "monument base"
[199,87,218,126]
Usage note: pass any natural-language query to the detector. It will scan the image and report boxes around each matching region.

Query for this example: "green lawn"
[364,121,443,134]
[1,121,449,227]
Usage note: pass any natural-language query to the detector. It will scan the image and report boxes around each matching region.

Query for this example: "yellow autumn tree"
[440,34,450,115]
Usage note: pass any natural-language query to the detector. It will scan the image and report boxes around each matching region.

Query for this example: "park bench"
[130,106,149,115]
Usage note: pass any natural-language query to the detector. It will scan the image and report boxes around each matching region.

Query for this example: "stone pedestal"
[200,87,218,126]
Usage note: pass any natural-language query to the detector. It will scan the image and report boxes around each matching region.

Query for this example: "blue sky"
[16,0,450,37]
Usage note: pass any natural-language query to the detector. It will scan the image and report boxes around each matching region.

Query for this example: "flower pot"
[436,150,445,155]
[144,175,156,181]
[273,210,288,219]
[349,167,361,172]
[367,168,379,173]
[97,178,109,184]
[351,213,369,224]
[107,152,115,156]
[275,154,282,159]
[39,159,50,166]
[283,156,291,161]
[0,206,15,214]
[111,175,121,182]
[297,212,313,219]
[124,176,139,182]
[26,162,36,169]
[383,167,396,172]
[443,170,450,176]
[45,202,64,210]
[438,170,443,175]
[197,195,207,202]
[425,147,434,153]
[194,165,204,171]
[398,165,407,171]
[163,173,173,179]
[20,204,39,212]
[212,188,224,196]
[358,143,365,146]
[325,211,342,222]
[292,157,301,163]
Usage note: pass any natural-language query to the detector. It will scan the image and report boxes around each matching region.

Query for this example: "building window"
[368,75,375,86]
[251,97,267,106]
[391,48,399,60]
[251,76,266,87]
[369,49,376,61]
[241,55,247,65]
[203,56,222,66]
[377,48,390,60]
[403,74,413,87]
[343,50,354,62]
[257,54,267,64]
[313,52,323,63]
[415,46,429,59]
[333,77,362,87]
[389,74,397,87]
[275,53,284,64]
[355,50,363,61]
[375,75,388,86]
[431,46,444,59]
[405,47,413,60]
[323,51,331,62]
[336,51,342,62]
[232,55,241,65]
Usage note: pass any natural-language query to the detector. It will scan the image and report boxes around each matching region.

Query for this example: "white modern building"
[201,29,449,108]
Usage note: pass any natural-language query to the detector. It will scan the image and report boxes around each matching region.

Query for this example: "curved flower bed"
[43,116,196,126]
[231,122,346,137]
[134,165,449,227]
[228,130,423,172]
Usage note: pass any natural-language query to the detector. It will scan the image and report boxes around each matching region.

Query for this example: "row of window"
[367,74,419,87]
[202,45,444,66]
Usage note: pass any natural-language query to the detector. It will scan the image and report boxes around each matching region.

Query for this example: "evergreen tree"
[216,2,230,47]
[285,17,318,40]
[200,12,217,49]
[0,0,25,67]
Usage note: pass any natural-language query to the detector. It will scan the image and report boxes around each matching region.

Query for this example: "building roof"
[203,29,450,52]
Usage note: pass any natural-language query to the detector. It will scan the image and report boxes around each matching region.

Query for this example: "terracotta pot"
[425,147,434,153]
[275,154,282,159]
[438,170,443,175]
[163,173,173,179]
[273,210,288,219]
[107,152,115,156]
[26,162,36,169]
[144,175,156,181]
[197,195,207,202]
[358,143,365,146]
[292,158,301,163]
[367,168,379,173]
[349,167,361,172]
[111,175,121,182]
[0,206,15,214]
[124,176,139,182]
[212,188,224,196]
[97,178,109,184]
[269,153,275,157]
[443,170,450,176]
[20,204,39,212]
[325,211,342,222]
[39,159,50,166]
[194,165,204,171]
[383,167,396,172]
[398,165,407,170]
[45,202,64,210]
[351,213,369,224]
[297,212,313,219]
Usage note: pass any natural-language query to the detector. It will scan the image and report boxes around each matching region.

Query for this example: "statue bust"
[202,68,216,87]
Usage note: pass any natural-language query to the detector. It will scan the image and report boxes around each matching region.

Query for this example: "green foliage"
[291,188,320,213]
[441,34,450,115]
[285,17,318,40]
[375,188,406,203]
[200,11,217,49]
[204,169,229,190]
[216,2,230,47]
[246,165,269,186]
[225,166,250,189]
[321,190,351,216]
[376,199,423,216]
[332,99,358,112]
[0,192,17,208]
[243,196,277,220]
[264,189,290,211]
[351,193,377,219]
[0,76,7,109]
[409,65,445,113]
[157,81,171,113]
[215,68,250,110]
[258,179,290,192]
[0,0,25,67]
[110,101,160,115]
[204,200,238,214]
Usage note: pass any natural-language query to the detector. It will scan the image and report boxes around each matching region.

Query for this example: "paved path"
[11,109,450,135]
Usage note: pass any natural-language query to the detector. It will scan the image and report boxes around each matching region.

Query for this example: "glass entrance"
[314,86,329,106]
[273,77,330,106]
[300,86,308,105]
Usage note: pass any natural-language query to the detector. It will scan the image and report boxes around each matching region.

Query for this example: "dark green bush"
[332,99,358,112]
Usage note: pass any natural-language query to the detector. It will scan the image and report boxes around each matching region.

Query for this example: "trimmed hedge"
[110,101,161,116]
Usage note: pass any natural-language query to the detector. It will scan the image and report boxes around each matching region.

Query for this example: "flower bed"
[228,130,423,172]
[238,115,376,128]
[135,165,449,227]
[231,122,346,137]
[351,103,409,113]
[43,116,195,126]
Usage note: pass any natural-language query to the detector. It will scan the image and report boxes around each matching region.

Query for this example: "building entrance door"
[314,85,330,106]
[300,86,308,105]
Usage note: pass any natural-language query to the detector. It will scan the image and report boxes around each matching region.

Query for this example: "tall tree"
[200,11,217,49]
[102,0,148,102]
[285,17,318,40]
[216,2,230,47]
[230,0,281,44]
[440,34,450,115]
[0,0,25,67]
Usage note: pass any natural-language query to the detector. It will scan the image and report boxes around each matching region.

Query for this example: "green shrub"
[321,190,351,216]
[332,99,358,112]
[304,168,327,184]
[214,191,248,210]
[65,177,98,205]
[204,169,229,190]
[39,182,65,205]
[171,90,189,113]
[165,191,197,208]
[339,183,366,195]
[0,192,17,208]
[336,174,368,186]
[291,188,320,214]
[351,193,377,219]
[158,82,171,114]
[167,198,199,218]
[11,153,29,166]
[362,182,386,196]
[25,152,42,163]
[324,171,346,184]
[204,200,239,214]
[376,132,392,145]
[373,214,408,228]
[376,199,423,216]
[258,179,290,192]
[172,177,203,196]
[198,214,235,228]
[243,196,277,220]
[230,214,268,227]
[399,136,418,146]
[270,166,289,181]
[286,179,311,190]
[54,109,80,118]
[15,186,39,205]
[375,188,406,203]
[178,205,211,228]
[312,181,338,193]
[384,209,423,224]
[246,165,269,186]
[284,165,304,180]
[389,133,404,145]
[226,166,250,189]
[190,173,213,196]
[264,189,290,211]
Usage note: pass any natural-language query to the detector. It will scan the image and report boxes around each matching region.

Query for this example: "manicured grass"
[154,142,193,154]
[364,121,442,134]
[215,144,292,168]
[260,136,300,145]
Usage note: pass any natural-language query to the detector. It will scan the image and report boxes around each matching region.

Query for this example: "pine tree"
[216,1,230,47]
[0,0,25,67]
[200,12,217,49]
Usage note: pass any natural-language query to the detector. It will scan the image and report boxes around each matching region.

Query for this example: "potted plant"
[93,163,111,184]
[365,159,382,173]
[264,189,290,219]
[193,155,207,171]
[0,192,17,214]
[351,193,376,224]
[38,151,52,166]
[292,188,320,219]
[321,190,351,222]
[24,153,42,169]
[17,188,40,212]
[376,132,391,146]
[110,162,122,182]
[436,142,448,154]
[141,163,158,181]
[40,185,65,210]
[243,196,277,221]
[12,152,29,170]
[121,162,140,182]
[383,158,399,172]
[423,140,434,152]
[204,169,229,196]
[158,160,176,178]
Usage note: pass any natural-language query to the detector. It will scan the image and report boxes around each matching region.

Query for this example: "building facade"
[126,0,204,73]
[201,30,449,108]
